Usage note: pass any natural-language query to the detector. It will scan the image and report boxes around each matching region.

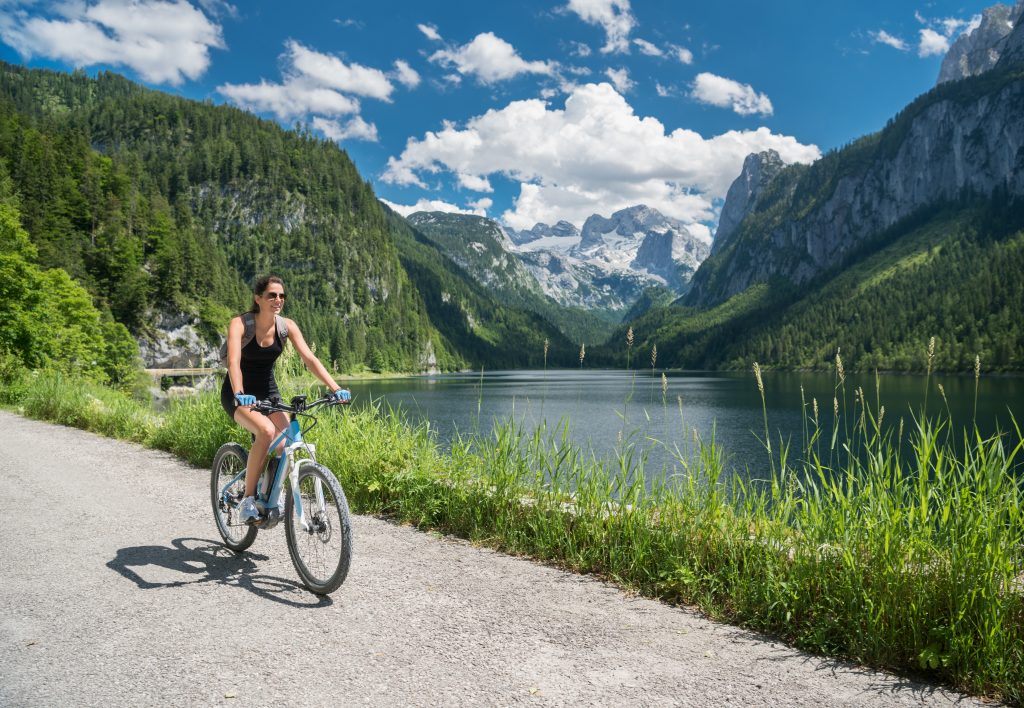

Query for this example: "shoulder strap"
[239,312,257,348]
[275,315,289,342]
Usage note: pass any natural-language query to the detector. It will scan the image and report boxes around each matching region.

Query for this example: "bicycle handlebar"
[249,393,350,416]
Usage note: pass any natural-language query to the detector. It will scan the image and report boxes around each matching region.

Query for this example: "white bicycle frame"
[220,415,325,532]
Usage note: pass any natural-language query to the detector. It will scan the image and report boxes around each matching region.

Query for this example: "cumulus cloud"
[312,115,379,142]
[673,45,694,64]
[393,59,421,88]
[604,67,633,93]
[429,32,553,84]
[565,0,635,54]
[871,29,909,51]
[0,0,224,85]
[918,28,949,57]
[570,41,592,57]
[691,72,773,116]
[655,82,670,97]
[286,40,394,100]
[217,39,415,144]
[218,79,360,120]
[381,197,488,218]
[381,82,818,230]
[418,23,442,41]
[633,38,662,56]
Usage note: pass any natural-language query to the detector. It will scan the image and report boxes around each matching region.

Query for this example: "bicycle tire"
[211,443,258,552]
[285,463,352,595]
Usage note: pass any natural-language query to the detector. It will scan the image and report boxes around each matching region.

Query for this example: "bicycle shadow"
[106,537,332,608]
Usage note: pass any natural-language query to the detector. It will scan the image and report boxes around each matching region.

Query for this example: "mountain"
[0,61,582,372]
[404,206,711,343]
[508,220,580,246]
[712,150,785,256]
[386,208,579,368]
[616,9,1024,373]
[686,54,1024,309]
[405,211,616,344]
[515,205,711,314]
[937,1,1024,84]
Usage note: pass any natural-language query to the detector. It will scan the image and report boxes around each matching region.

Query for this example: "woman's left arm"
[285,318,343,393]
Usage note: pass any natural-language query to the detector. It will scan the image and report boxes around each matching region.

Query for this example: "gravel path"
[0,411,988,707]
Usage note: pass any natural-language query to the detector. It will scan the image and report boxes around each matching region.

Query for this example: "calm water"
[356,369,1024,478]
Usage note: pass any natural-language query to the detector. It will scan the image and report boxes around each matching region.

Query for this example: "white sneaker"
[238,496,261,524]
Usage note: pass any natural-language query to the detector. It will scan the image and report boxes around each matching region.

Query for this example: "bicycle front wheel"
[285,463,352,595]
[211,443,258,552]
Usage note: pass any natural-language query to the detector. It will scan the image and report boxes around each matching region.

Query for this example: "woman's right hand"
[234,393,256,407]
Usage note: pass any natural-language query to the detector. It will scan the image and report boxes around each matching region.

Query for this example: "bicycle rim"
[211,444,258,551]
[286,464,352,594]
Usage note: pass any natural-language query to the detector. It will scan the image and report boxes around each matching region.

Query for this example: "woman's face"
[257,283,286,314]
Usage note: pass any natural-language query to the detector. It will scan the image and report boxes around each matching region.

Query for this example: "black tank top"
[222,326,284,400]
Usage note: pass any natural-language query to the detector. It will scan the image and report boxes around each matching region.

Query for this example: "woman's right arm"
[225,316,245,394]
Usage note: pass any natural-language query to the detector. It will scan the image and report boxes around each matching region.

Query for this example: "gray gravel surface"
[0,411,989,707]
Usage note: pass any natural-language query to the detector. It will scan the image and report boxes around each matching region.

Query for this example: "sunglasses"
[263,292,287,301]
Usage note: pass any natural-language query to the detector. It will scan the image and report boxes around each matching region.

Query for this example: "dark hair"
[250,275,285,314]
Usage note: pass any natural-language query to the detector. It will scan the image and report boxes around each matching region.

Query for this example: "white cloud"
[381,197,488,218]
[655,82,670,97]
[393,59,421,88]
[871,29,909,51]
[565,0,635,54]
[286,40,394,100]
[217,39,415,145]
[457,173,493,192]
[691,72,773,117]
[918,28,949,57]
[604,67,633,93]
[633,38,662,57]
[468,197,493,212]
[673,45,694,65]
[313,115,379,142]
[382,82,818,230]
[570,41,592,57]
[418,23,441,41]
[196,0,237,19]
[0,0,224,85]
[218,78,360,120]
[429,32,553,84]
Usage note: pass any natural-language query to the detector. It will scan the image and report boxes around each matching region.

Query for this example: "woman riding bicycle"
[220,274,350,523]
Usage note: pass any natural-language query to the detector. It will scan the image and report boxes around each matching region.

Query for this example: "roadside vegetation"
[1,340,1021,704]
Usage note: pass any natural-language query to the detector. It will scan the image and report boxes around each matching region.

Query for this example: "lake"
[356,369,1024,478]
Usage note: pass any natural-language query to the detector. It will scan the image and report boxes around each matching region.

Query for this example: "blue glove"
[234,393,256,407]
[332,388,352,403]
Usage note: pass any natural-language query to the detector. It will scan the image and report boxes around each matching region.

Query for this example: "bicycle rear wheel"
[211,443,258,552]
[285,463,352,595]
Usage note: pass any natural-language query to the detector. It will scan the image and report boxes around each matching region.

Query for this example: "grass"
[2,350,1022,704]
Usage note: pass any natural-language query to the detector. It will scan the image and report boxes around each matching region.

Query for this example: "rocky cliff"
[937,1,1023,84]
[712,150,786,256]
[687,45,1024,307]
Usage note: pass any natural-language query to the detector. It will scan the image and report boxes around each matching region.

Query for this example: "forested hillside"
[613,198,1024,372]
[406,211,616,345]
[0,61,457,371]
[386,208,578,367]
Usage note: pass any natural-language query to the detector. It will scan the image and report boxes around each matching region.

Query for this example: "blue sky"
[0,0,996,237]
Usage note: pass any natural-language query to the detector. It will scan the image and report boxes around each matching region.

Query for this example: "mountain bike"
[211,393,352,595]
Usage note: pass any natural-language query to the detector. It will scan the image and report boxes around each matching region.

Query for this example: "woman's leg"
[232,407,288,497]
